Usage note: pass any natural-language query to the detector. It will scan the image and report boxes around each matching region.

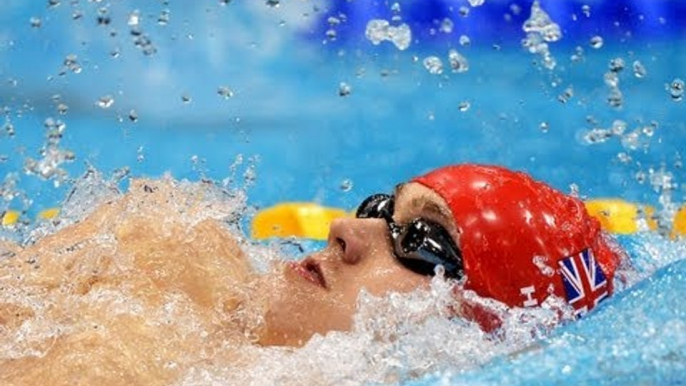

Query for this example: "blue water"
[1,1,686,385]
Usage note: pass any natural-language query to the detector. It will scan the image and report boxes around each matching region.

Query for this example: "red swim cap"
[413,164,621,320]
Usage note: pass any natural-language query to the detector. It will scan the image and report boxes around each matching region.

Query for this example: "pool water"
[1,0,685,385]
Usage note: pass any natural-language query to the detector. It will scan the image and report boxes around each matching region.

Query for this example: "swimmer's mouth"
[289,259,327,289]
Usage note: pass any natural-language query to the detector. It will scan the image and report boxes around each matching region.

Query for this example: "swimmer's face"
[258,182,460,346]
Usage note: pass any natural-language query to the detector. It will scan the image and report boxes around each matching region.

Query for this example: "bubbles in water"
[440,18,454,34]
[633,60,647,78]
[96,95,114,109]
[365,19,412,51]
[423,56,444,75]
[459,35,471,47]
[459,6,470,17]
[458,101,470,112]
[604,71,619,88]
[468,0,485,7]
[338,82,352,97]
[448,49,469,73]
[217,86,234,99]
[557,86,573,104]
[340,179,353,192]
[581,4,591,17]
[611,119,627,136]
[668,78,684,101]
[29,17,42,28]
[590,35,604,49]
[521,1,562,70]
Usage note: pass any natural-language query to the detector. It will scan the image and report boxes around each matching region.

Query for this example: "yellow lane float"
[252,199,670,239]
[673,205,686,237]
[251,202,350,240]
[1,208,61,227]
[584,199,658,234]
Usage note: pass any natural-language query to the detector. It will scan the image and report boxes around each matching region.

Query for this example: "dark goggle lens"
[355,194,463,279]
[355,194,394,220]
[392,219,463,279]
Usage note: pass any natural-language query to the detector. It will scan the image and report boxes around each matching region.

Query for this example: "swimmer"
[0,164,623,386]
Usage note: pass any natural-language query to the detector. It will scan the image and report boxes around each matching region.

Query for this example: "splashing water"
[521,1,562,70]
[365,19,412,51]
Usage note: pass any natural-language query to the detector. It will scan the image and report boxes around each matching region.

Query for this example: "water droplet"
[390,2,401,13]
[458,101,470,112]
[219,0,232,5]
[603,72,619,88]
[468,0,485,7]
[97,7,111,26]
[181,93,192,104]
[617,152,632,164]
[510,4,522,15]
[523,1,562,42]
[459,35,471,47]
[110,48,120,58]
[325,29,337,40]
[217,86,234,99]
[62,54,81,74]
[365,19,412,51]
[340,179,353,192]
[158,9,170,26]
[440,18,453,34]
[423,56,444,75]
[30,17,42,28]
[608,57,625,73]
[669,78,684,101]
[557,86,573,104]
[47,0,60,8]
[581,4,591,17]
[642,125,655,137]
[607,88,623,108]
[571,46,584,62]
[539,121,549,133]
[611,120,627,135]
[72,10,83,20]
[658,17,666,25]
[137,146,145,163]
[128,109,138,122]
[265,0,280,8]
[447,49,469,73]
[56,103,68,115]
[3,122,15,137]
[96,95,114,109]
[338,82,352,97]
[458,6,470,17]
[590,35,603,49]
[128,10,140,27]
[632,60,647,78]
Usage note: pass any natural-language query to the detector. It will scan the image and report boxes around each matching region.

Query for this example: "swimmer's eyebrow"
[394,183,453,227]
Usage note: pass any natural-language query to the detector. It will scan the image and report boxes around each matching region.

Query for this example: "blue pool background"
[1,0,685,384]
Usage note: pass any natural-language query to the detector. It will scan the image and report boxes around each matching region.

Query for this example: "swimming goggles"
[355,194,463,279]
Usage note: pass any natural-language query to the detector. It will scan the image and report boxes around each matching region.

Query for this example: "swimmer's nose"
[328,217,388,265]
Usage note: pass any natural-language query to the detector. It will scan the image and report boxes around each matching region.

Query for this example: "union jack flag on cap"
[558,248,609,317]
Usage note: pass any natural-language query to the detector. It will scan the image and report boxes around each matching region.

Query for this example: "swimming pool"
[1,1,685,385]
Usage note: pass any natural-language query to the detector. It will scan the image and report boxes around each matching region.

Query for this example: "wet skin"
[0,179,460,385]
